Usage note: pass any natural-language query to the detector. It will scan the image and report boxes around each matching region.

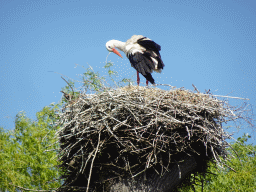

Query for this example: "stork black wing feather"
[137,37,164,70]
[137,37,161,53]
[128,52,155,84]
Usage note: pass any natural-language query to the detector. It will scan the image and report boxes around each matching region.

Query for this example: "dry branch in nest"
[56,86,239,191]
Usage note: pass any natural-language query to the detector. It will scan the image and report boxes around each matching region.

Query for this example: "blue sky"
[1,0,255,143]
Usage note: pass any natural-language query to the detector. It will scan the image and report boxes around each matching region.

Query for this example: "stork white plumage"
[106,35,165,86]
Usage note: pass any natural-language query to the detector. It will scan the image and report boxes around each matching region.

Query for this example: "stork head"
[106,40,123,58]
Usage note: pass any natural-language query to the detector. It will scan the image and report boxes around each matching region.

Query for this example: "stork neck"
[112,40,126,53]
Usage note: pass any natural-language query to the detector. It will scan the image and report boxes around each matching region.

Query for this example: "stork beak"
[112,48,123,58]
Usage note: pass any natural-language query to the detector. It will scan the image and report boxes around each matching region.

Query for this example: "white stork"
[106,35,164,86]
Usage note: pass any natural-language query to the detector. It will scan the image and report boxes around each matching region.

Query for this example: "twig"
[192,84,200,93]
[204,94,249,100]
[86,131,101,192]
[61,76,74,96]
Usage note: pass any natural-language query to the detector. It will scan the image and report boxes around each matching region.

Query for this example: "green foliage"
[104,62,118,77]
[82,63,133,92]
[186,134,256,192]
[0,104,61,191]
[60,79,80,104]
[83,65,106,92]
[121,78,133,84]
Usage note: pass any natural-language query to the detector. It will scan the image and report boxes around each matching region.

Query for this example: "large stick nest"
[56,86,233,191]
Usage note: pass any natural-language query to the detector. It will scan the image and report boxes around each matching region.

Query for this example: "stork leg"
[146,80,149,86]
[137,71,140,86]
